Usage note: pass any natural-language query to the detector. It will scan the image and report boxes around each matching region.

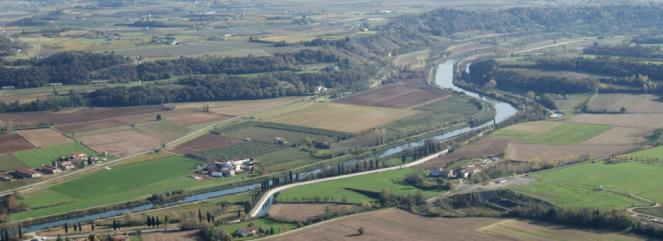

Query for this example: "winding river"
[21,59,517,233]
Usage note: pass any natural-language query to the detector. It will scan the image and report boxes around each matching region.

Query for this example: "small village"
[0,153,106,182]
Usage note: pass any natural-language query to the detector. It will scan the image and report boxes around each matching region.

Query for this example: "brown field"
[55,119,126,133]
[572,114,663,129]
[506,121,560,133]
[0,154,27,171]
[16,128,72,147]
[267,209,645,241]
[112,112,161,125]
[140,230,198,241]
[587,94,663,113]
[0,106,163,126]
[0,133,33,154]
[335,84,447,109]
[0,94,48,104]
[423,138,508,168]
[266,103,414,133]
[173,134,241,155]
[505,143,640,162]
[79,130,162,157]
[162,109,230,125]
[268,203,356,222]
[173,98,298,117]
[584,127,650,146]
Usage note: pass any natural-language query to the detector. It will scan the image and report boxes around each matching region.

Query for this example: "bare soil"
[162,109,230,125]
[79,130,162,157]
[505,143,640,162]
[0,106,163,126]
[141,230,198,241]
[268,203,356,222]
[0,133,33,154]
[174,134,241,155]
[265,208,506,241]
[587,94,663,113]
[16,128,72,147]
[572,113,663,129]
[335,84,447,109]
[423,138,508,168]
[55,119,126,133]
[583,127,650,146]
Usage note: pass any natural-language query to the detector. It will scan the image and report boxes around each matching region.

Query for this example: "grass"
[622,146,663,161]
[478,219,642,241]
[388,96,488,135]
[254,148,317,173]
[0,153,28,172]
[220,218,296,239]
[277,168,444,204]
[10,156,248,221]
[225,126,331,144]
[126,192,256,222]
[13,142,99,168]
[492,122,612,144]
[634,207,663,218]
[135,120,191,142]
[514,161,663,210]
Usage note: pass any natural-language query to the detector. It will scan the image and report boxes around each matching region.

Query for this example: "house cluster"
[430,157,499,179]
[235,226,257,237]
[1,153,105,181]
[196,159,256,178]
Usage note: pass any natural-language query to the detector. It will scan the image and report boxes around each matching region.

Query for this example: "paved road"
[248,150,448,217]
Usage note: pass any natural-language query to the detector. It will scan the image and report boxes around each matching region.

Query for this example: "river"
[22,59,517,233]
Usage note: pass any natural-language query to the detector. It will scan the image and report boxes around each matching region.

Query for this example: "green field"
[11,156,247,221]
[278,168,444,204]
[13,142,99,168]
[514,162,663,210]
[135,120,191,142]
[254,148,316,173]
[622,146,663,160]
[226,126,331,144]
[492,122,612,144]
[0,153,28,172]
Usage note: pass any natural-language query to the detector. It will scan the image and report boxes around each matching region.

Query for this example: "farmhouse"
[38,165,61,175]
[235,226,257,237]
[15,168,42,178]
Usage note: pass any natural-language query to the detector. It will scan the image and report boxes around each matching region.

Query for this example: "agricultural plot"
[0,133,33,154]
[268,203,356,222]
[0,106,163,127]
[514,162,663,210]
[334,84,448,109]
[392,49,430,70]
[0,154,27,172]
[584,127,650,146]
[266,102,415,133]
[16,128,72,147]
[173,134,242,155]
[587,93,663,113]
[267,208,642,241]
[13,142,98,168]
[492,121,612,144]
[254,148,316,172]
[161,109,229,125]
[225,126,331,144]
[423,138,508,168]
[135,120,190,142]
[505,143,638,163]
[623,146,663,160]
[11,156,239,221]
[79,130,162,157]
[55,119,125,134]
[204,97,300,117]
[195,141,287,161]
[140,231,197,241]
[572,113,663,129]
[387,95,489,135]
[277,168,443,204]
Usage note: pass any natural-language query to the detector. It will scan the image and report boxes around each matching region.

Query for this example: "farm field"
[55,119,126,134]
[505,143,639,163]
[422,138,508,168]
[587,93,663,113]
[225,126,331,144]
[140,230,197,241]
[0,106,163,127]
[10,156,245,221]
[392,49,430,70]
[78,130,162,157]
[0,154,27,172]
[173,134,242,155]
[623,146,663,160]
[16,128,72,147]
[334,84,448,109]
[514,161,663,210]
[386,95,491,136]
[266,208,644,241]
[265,102,415,133]
[583,127,650,146]
[492,121,612,144]
[277,168,443,204]
[135,120,190,142]
[572,113,663,129]
[200,97,300,117]
[195,141,287,161]
[0,133,33,154]
[268,203,356,222]
[160,109,229,125]
[13,142,98,168]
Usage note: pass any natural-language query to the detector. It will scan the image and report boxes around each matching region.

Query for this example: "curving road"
[248,150,448,217]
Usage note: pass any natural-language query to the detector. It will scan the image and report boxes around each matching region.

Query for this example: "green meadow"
[13,142,99,168]
[492,122,611,144]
